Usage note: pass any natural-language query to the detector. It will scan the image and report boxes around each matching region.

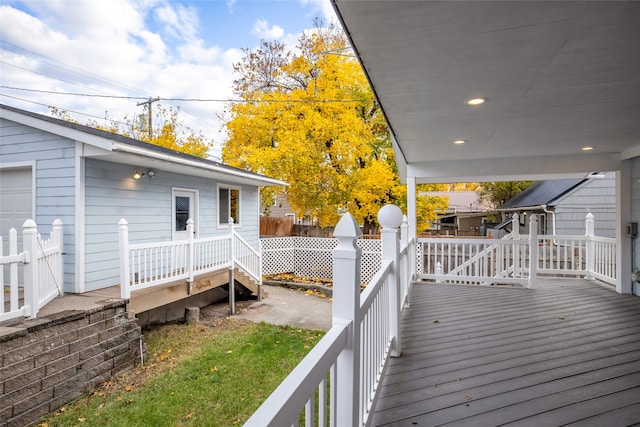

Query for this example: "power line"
[0,86,374,103]
[0,93,133,128]
[1,85,146,100]
[0,40,149,96]
[0,61,118,96]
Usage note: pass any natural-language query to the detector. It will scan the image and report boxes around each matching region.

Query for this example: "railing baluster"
[305,394,315,427]
[318,376,327,426]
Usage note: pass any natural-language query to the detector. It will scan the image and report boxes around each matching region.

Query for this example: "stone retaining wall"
[0,301,144,427]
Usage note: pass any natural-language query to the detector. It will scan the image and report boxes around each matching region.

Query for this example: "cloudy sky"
[0,0,337,158]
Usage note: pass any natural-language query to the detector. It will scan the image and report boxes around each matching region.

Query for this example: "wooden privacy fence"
[260,216,294,236]
[0,219,64,322]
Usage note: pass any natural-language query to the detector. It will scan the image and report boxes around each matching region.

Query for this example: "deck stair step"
[234,267,265,300]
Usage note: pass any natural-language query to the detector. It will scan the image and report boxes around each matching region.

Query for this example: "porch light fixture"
[453,139,466,145]
[133,170,145,179]
[581,146,594,151]
[465,97,487,106]
[147,169,157,178]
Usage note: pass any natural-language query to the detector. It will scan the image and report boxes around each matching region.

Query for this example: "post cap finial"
[378,204,403,229]
[334,212,360,240]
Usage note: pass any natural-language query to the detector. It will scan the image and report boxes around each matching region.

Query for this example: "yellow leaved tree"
[50,104,211,158]
[222,21,446,232]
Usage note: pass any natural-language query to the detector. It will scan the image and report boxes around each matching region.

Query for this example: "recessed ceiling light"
[466,97,487,106]
[454,139,466,145]
[581,146,594,151]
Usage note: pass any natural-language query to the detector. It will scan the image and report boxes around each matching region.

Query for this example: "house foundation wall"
[0,301,144,427]
[135,286,229,328]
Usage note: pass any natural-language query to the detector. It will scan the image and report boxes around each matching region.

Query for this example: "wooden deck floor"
[370,279,640,426]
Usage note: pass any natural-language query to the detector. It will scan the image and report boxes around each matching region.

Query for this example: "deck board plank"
[502,387,640,426]
[370,279,640,427]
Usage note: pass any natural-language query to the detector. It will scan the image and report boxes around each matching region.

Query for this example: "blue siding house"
[0,104,285,294]
[497,173,616,237]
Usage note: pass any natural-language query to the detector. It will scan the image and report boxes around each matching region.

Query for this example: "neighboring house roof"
[419,191,490,213]
[498,179,584,210]
[0,103,287,188]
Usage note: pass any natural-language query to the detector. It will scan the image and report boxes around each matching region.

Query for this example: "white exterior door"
[1,167,33,284]
[173,189,197,241]
[1,166,33,241]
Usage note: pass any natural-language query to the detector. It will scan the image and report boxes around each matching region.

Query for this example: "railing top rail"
[127,239,189,250]
[233,231,260,257]
[400,243,409,255]
[127,234,230,250]
[536,234,589,241]
[243,323,350,427]
[418,236,528,244]
[591,235,616,243]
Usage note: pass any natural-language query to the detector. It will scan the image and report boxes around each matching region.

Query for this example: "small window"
[219,186,240,226]
[175,196,190,231]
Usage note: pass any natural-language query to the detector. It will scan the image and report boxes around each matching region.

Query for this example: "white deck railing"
[246,206,411,427]
[1,219,64,321]
[234,231,262,284]
[245,211,617,426]
[418,213,616,287]
[119,218,262,299]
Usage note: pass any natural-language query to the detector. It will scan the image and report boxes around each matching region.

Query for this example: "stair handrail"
[445,215,519,277]
[232,229,262,285]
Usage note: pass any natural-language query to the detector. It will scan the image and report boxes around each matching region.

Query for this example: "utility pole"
[137,97,160,139]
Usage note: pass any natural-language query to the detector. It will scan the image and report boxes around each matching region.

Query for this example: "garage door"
[0,167,33,250]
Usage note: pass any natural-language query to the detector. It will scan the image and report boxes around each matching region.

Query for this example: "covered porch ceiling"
[332,1,640,183]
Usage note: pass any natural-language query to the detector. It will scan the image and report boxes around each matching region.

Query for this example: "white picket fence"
[0,219,64,322]
[119,218,261,299]
[418,213,616,287]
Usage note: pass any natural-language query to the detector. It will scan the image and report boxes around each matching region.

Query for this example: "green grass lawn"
[39,319,324,427]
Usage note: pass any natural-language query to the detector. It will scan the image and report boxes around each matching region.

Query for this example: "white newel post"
[379,205,403,357]
[512,214,521,277]
[187,218,195,294]
[229,217,236,315]
[118,219,131,299]
[528,215,538,289]
[332,213,362,426]
[22,220,38,317]
[258,239,263,300]
[400,215,410,308]
[9,228,18,312]
[52,219,64,296]
[585,212,595,280]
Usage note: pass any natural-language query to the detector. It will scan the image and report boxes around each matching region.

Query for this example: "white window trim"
[217,183,241,228]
